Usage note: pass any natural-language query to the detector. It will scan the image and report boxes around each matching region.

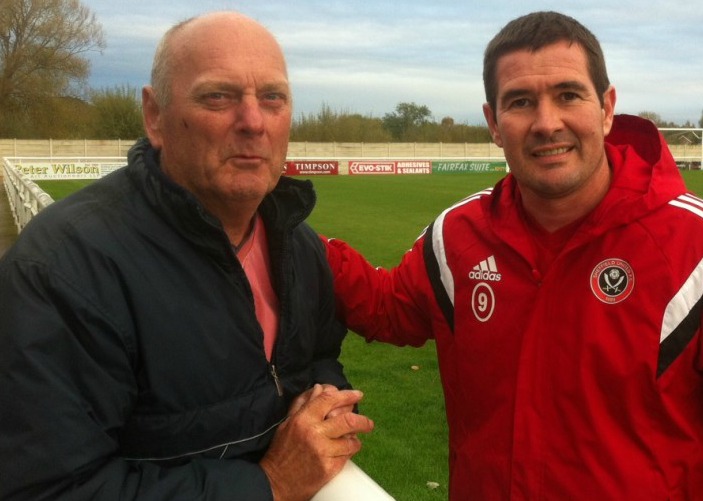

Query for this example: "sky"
[84,0,703,126]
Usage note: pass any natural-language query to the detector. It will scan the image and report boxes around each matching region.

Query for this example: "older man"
[0,12,373,500]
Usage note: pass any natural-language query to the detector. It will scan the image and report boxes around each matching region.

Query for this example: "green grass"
[35,170,703,500]
[307,174,502,265]
[680,170,703,195]
[36,180,93,200]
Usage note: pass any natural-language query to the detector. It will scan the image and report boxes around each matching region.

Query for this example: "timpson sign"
[284,161,339,175]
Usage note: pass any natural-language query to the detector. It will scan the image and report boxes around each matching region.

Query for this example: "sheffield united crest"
[590,258,635,304]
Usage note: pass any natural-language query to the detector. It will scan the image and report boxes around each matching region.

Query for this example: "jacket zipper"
[269,364,284,397]
[223,229,285,399]
[268,218,299,399]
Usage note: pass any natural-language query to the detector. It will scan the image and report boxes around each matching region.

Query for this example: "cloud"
[83,0,703,125]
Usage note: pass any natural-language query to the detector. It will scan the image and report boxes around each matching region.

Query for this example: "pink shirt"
[236,216,279,361]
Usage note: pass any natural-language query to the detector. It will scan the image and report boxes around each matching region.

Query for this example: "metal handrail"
[2,158,54,232]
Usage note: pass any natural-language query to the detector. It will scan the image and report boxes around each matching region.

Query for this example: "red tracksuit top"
[325,115,703,499]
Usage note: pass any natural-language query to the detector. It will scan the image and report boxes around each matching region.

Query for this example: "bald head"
[150,12,287,107]
[140,9,292,233]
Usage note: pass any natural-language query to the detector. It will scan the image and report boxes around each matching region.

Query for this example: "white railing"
[2,157,54,232]
[2,129,702,234]
[660,128,703,168]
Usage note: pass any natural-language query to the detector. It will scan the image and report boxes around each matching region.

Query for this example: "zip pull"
[270,364,284,396]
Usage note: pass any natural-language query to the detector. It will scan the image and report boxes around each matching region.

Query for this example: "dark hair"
[483,11,610,115]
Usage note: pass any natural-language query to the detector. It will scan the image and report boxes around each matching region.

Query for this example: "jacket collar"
[125,138,316,263]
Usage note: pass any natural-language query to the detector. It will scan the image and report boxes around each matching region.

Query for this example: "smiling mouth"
[534,146,571,157]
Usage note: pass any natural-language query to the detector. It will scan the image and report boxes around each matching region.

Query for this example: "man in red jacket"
[325,11,703,499]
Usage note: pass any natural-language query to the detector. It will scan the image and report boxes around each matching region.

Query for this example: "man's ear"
[601,85,617,137]
[482,103,503,148]
[142,86,164,148]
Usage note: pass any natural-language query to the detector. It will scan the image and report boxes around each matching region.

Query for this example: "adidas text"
[468,270,502,281]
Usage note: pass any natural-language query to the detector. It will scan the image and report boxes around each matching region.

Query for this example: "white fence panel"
[2,158,54,232]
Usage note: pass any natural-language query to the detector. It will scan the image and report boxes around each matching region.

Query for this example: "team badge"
[590,258,635,304]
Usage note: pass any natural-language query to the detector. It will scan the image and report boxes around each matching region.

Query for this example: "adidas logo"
[468,255,502,282]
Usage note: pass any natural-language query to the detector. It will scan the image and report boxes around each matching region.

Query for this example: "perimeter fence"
[2,130,701,234]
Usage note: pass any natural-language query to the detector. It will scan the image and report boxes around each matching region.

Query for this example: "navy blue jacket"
[0,139,349,499]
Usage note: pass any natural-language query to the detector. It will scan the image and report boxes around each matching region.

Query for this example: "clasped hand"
[260,384,375,501]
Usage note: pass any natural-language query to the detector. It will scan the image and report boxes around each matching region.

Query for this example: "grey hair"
[150,17,196,107]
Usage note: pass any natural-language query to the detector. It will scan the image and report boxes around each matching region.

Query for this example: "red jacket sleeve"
[322,235,435,347]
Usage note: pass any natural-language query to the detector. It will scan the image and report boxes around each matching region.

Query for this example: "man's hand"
[260,385,374,501]
[286,384,355,418]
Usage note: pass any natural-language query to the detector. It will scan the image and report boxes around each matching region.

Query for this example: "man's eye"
[509,98,531,109]
[261,93,287,105]
[561,92,580,102]
[205,93,227,101]
[198,93,231,107]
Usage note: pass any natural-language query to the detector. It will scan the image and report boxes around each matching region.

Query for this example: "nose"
[235,96,265,134]
[530,100,563,137]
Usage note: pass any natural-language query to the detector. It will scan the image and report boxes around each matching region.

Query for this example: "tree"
[441,116,455,128]
[291,103,391,142]
[28,95,95,138]
[90,85,144,139]
[699,109,703,129]
[290,102,492,143]
[638,111,665,126]
[0,0,105,137]
[382,102,432,140]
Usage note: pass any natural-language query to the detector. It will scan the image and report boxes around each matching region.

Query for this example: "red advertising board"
[285,161,339,175]
[348,160,433,175]
[396,160,431,174]
[348,161,397,175]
